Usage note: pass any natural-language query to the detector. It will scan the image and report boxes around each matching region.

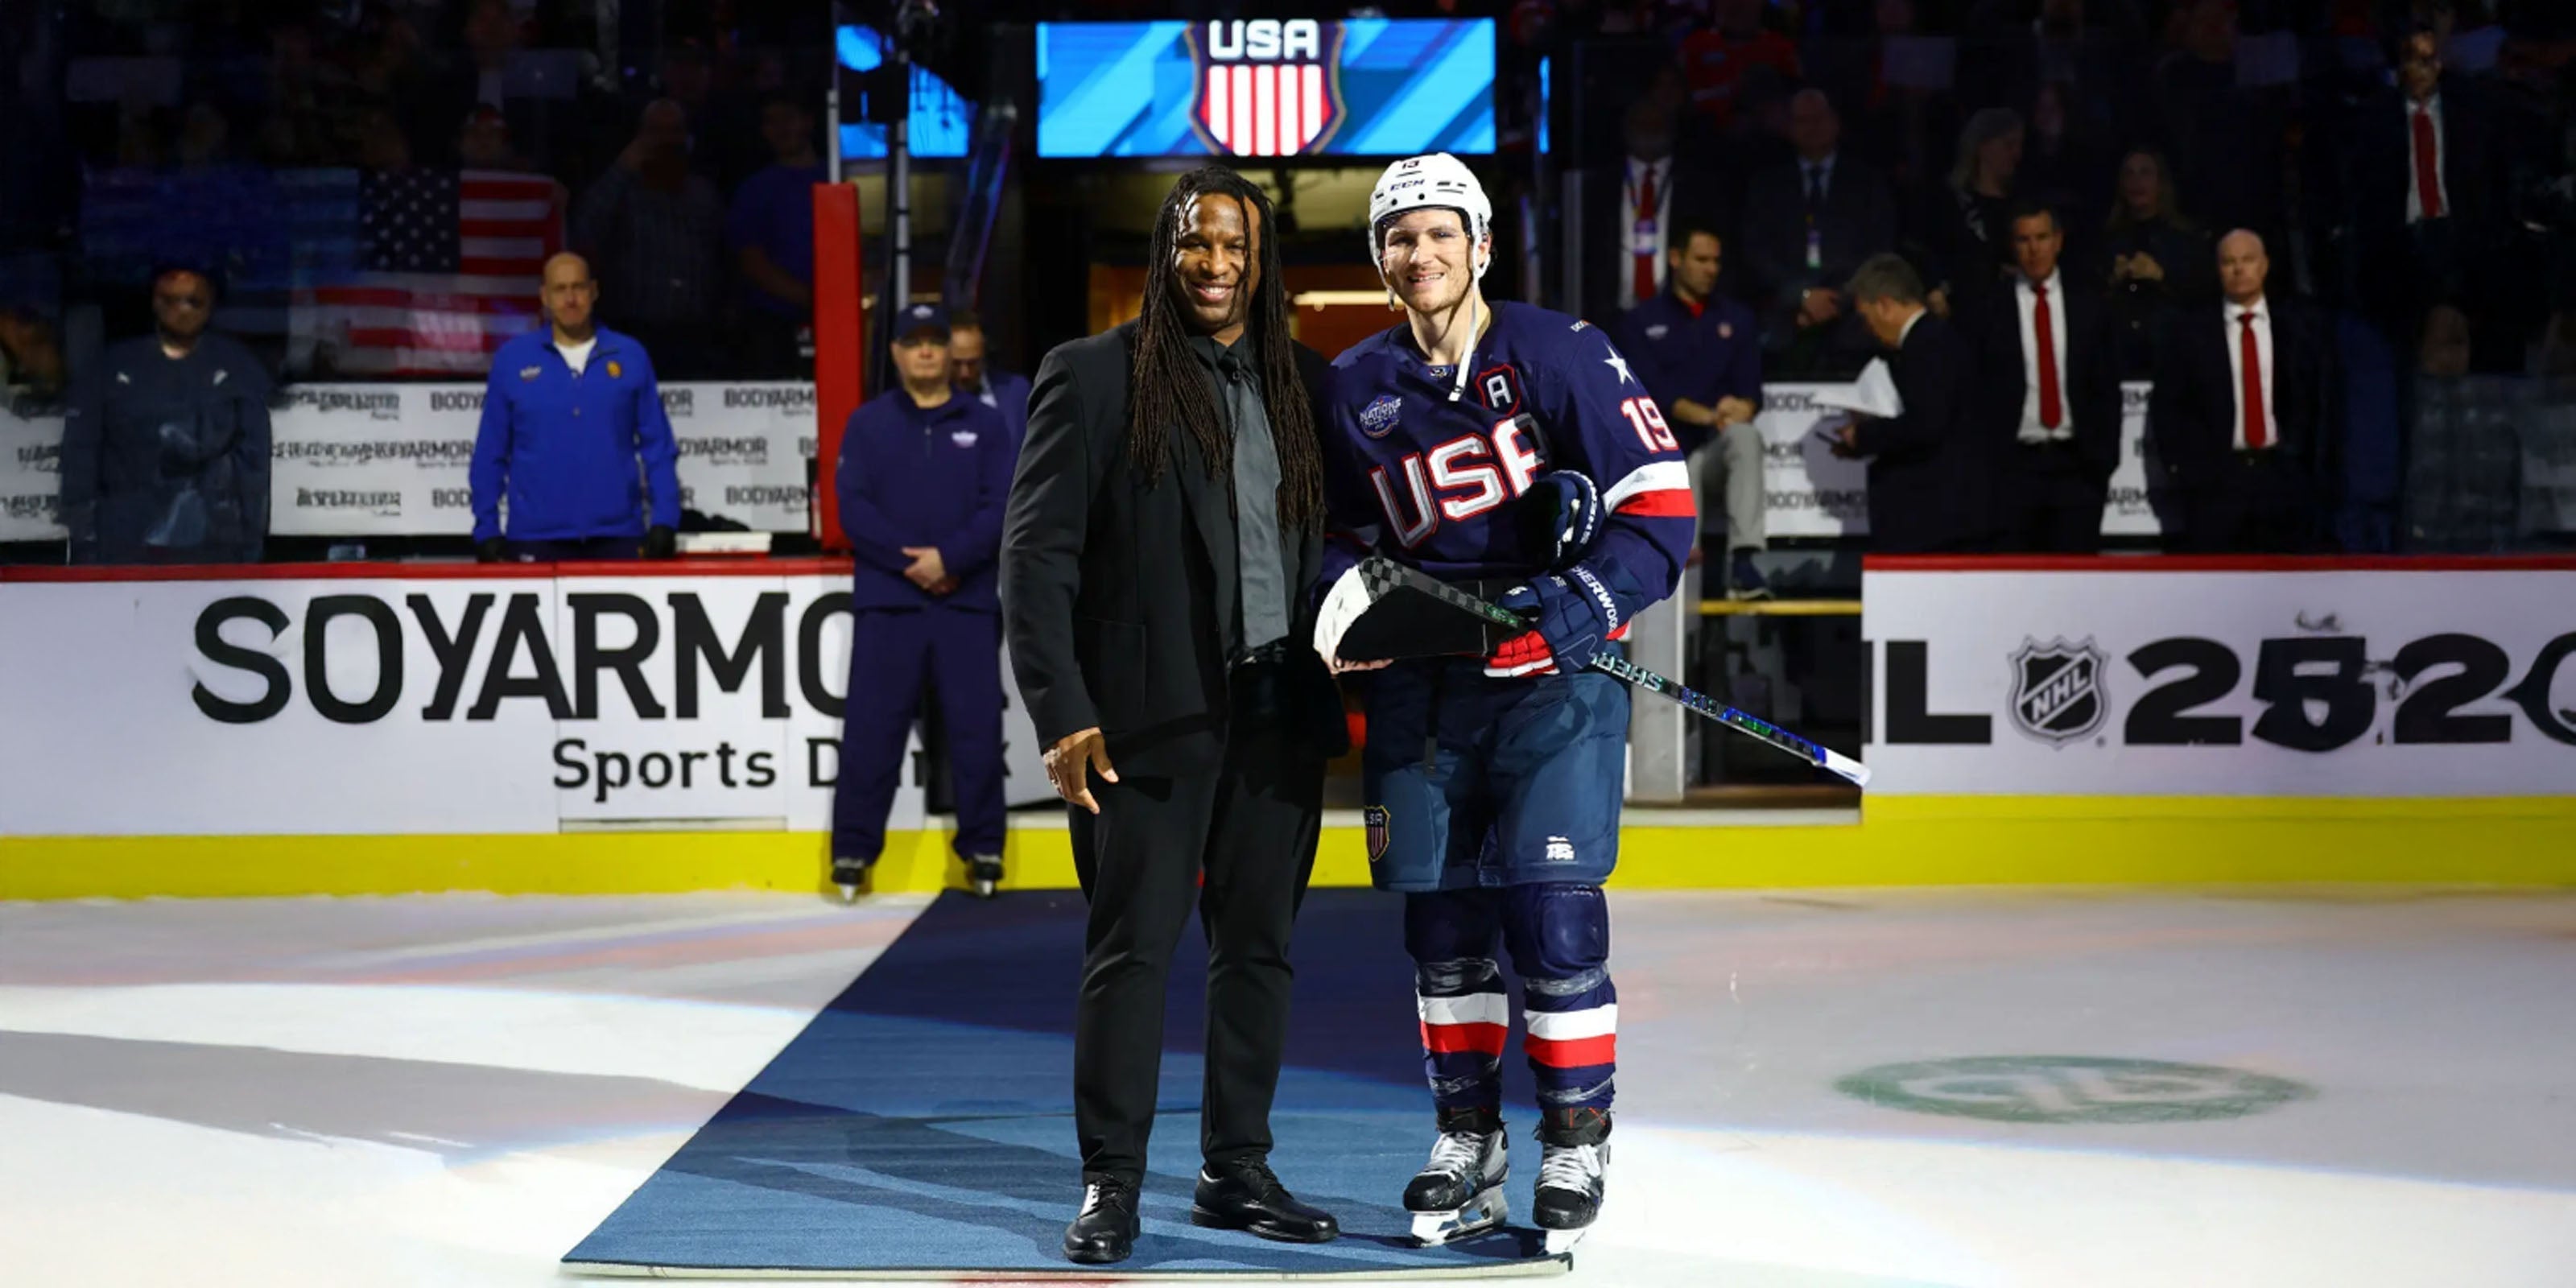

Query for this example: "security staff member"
[59,265,272,565]
[470,252,681,561]
[831,303,1013,898]
[1614,222,1770,597]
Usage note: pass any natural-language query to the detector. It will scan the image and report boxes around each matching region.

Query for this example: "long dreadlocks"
[1125,166,1327,532]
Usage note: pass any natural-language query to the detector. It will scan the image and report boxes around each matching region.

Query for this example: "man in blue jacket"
[832,303,1013,898]
[469,253,683,561]
[1615,223,1770,597]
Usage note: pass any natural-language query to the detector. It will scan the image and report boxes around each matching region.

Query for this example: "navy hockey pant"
[1408,884,1617,1114]
[830,606,1007,862]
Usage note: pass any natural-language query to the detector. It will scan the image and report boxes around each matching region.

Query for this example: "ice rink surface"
[4,885,2574,1287]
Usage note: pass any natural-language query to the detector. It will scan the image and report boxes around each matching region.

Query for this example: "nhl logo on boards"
[2008,637,2109,746]
[1360,394,1403,440]
[1189,19,1343,157]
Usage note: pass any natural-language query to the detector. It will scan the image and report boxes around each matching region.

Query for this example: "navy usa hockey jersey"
[1323,303,1697,625]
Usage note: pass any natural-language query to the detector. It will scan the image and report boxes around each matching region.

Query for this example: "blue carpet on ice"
[564,889,1559,1276]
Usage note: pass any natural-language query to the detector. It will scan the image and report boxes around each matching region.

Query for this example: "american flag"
[299,168,563,376]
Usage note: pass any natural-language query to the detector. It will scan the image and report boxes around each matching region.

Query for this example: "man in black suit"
[2344,24,2496,331]
[1001,166,1348,1265]
[1585,100,1723,324]
[1968,200,2122,552]
[2148,229,2339,553]
[1828,254,1988,552]
[1739,89,1900,375]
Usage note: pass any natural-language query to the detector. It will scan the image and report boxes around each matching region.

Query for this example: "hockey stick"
[1356,555,1872,787]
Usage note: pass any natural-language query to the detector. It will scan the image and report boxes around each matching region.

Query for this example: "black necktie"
[1805,164,1825,210]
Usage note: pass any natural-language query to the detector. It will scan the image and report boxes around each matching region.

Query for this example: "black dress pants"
[2185,452,2318,553]
[1067,667,1323,1187]
[2001,443,2110,553]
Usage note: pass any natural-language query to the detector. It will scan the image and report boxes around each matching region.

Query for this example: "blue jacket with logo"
[469,327,682,543]
[837,386,1012,612]
[1614,291,1762,456]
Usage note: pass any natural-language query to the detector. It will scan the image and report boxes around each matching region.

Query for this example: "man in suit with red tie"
[2347,23,2495,334]
[2148,230,2339,553]
[1970,200,2121,552]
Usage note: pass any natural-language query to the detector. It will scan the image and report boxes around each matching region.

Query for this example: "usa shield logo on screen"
[1189,20,1344,157]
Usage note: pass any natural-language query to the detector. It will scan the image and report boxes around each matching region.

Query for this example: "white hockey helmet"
[1368,152,1493,279]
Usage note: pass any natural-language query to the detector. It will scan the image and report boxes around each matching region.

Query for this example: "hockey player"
[1313,155,1695,1253]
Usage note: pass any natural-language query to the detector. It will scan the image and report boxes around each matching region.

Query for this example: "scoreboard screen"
[1037,19,1495,159]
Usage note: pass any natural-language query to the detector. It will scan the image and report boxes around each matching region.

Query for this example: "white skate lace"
[1426,1130,1487,1179]
[1537,1141,1600,1194]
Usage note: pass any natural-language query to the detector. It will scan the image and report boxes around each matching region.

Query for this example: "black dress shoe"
[1063,1179,1140,1265]
[1190,1158,1340,1244]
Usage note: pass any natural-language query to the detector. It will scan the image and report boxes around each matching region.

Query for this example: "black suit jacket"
[1852,313,1987,552]
[1740,155,1900,336]
[2147,298,2338,497]
[2350,80,2496,250]
[1967,275,2124,481]
[1001,320,1346,777]
[1583,158,1726,324]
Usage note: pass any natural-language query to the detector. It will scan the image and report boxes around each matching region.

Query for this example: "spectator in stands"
[1600,101,1719,316]
[458,105,531,171]
[2018,81,2112,235]
[1679,0,1801,132]
[1616,222,1769,597]
[2348,23,2498,345]
[575,98,725,378]
[1740,89,1898,375]
[58,266,271,565]
[829,303,1013,898]
[2148,230,2338,552]
[947,309,1031,450]
[1969,200,2121,552]
[2151,0,2285,243]
[1829,254,1989,551]
[726,93,825,379]
[0,303,67,404]
[2097,149,2215,378]
[469,253,681,562]
[1913,107,2025,320]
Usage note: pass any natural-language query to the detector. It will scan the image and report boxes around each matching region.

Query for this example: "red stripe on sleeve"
[1613,489,1698,518]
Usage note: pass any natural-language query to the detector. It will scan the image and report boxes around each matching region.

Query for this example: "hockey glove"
[1484,565,1624,678]
[1513,469,1604,570]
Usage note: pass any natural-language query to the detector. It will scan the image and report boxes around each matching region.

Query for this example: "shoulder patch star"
[1604,352,1633,385]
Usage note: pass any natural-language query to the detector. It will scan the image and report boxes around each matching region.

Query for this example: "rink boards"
[2,557,2572,898]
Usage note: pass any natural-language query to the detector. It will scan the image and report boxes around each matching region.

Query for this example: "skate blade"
[1409,1188,1507,1247]
[972,878,997,898]
[1542,1224,1591,1257]
[835,884,860,904]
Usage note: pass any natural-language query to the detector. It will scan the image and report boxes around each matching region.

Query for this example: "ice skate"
[964,853,1003,898]
[1403,1107,1509,1246]
[831,854,873,904]
[1533,1108,1609,1255]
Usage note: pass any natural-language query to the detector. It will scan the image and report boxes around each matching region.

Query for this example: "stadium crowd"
[2,0,2573,558]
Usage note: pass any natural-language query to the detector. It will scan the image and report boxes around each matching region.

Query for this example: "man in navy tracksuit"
[832,303,1014,898]
[1614,223,1770,597]
[470,253,682,561]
